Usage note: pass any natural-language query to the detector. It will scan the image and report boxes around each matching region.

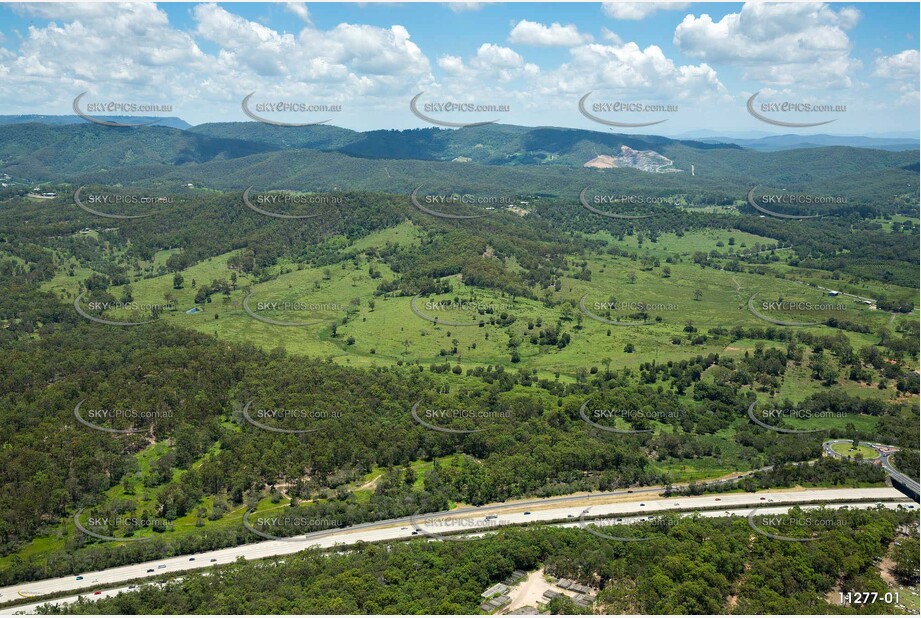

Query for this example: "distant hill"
[0,115,191,130]
[188,122,358,150]
[696,133,919,152]
[0,123,273,180]
[190,122,743,173]
[0,121,916,206]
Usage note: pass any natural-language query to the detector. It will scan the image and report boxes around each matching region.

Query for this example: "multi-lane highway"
[1,487,912,614]
[6,497,915,615]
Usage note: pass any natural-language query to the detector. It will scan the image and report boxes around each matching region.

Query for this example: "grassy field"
[8,220,915,569]
[830,442,879,459]
[45,224,908,393]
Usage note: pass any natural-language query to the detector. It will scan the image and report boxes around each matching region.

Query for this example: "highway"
[823,440,920,498]
[1,486,911,613]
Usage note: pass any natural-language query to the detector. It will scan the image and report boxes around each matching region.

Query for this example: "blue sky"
[0,2,917,136]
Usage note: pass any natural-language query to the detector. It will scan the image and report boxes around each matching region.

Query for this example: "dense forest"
[0,261,916,585]
[37,508,919,614]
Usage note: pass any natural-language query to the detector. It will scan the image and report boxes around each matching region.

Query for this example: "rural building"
[481,583,509,598]
[479,595,510,613]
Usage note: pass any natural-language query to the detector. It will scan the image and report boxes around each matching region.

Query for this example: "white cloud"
[2,2,206,100]
[602,2,690,21]
[445,2,483,13]
[0,2,434,122]
[533,40,726,102]
[674,2,861,88]
[873,50,919,105]
[192,4,431,92]
[284,2,311,25]
[508,19,592,47]
[874,49,920,80]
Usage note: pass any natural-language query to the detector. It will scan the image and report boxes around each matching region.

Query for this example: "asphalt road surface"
[1,486,910,614]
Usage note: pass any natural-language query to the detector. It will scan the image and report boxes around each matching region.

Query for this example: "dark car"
[146,569,155,573]
[76,576,84,581]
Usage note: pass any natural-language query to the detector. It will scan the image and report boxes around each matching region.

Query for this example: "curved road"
[824,440,920,498]
[6,497,915,615]
[0,487,910,613]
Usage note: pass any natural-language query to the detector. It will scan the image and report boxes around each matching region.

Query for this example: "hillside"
[0,123,274,180]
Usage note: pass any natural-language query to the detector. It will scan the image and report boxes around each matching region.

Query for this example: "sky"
[0,2,918,136]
